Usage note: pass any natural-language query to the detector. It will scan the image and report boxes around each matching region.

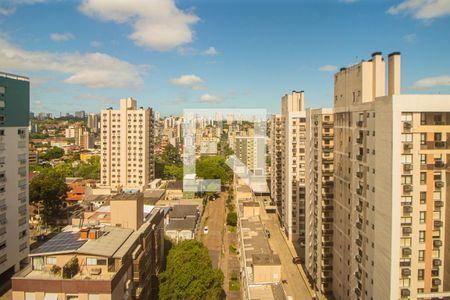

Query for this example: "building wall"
[305,108,334,295]
[100,98,154,191]
[0,73,29,276]
[270,114,283,219]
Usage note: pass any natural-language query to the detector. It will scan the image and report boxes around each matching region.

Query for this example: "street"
[258,197,314,300]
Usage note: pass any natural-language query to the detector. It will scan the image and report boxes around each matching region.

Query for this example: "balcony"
[403,205,413,214]
[402,227,412,235]
[434,160,445,168]
[435,141,446,148]
[356,205,362,213]
[403,122,412,130]
[355,238,362,247]
[403,143,413,151]
[433,240,442,248]
[403,185,413,193]
[356,171,363,179]
[403,164,412,172]
[402,247,411,256]
[435,181,444,189]
[434,201,444,209]
[356,154,363,161]
[356,137,363,144]
[356,121,364,127]
[355,255,362,263]
[401,268,411,277]
[433,259,442,267]
[401,289,410,297]
[434,220,443,228]
[432,278,441,286]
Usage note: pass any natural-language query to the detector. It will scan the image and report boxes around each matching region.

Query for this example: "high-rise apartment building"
[100,98,155,192]
[305,108,334,296]
[0,72,30,277]
[332,52,450,300]
[277,91,307,258]
[87,113,100,134]
[270,114,283,219]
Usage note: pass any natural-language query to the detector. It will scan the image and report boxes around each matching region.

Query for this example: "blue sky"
[0,0,449,116]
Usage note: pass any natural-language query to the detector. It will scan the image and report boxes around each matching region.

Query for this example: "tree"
[29,171,68,226]
[163,165,183,180]
[40,147,64,161]
[226,211,237,227]
[159,240,224,300]
[196,155,232,184]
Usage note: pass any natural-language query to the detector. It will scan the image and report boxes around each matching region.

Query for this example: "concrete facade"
[0,72,30,277]
[100,98,155,192]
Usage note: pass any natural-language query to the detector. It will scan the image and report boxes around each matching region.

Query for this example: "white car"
[203,226,209,234]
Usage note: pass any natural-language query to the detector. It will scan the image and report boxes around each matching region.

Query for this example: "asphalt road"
[197,192,226,268]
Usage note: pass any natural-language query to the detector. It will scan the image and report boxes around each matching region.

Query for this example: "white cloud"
[192,85,208,91]
[199,93,223,103]
[387,0,450,20]
[50,32,75,42]
[0,0,46,15]
[319,65,338,72]
[403,33,417,43]
[0,36,146,88]
[169,74,203,86]
[409,75,450,90]
[79,0,199,51]
[202,47,219,56]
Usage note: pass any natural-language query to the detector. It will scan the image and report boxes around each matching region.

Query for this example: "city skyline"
[0,0,449,116]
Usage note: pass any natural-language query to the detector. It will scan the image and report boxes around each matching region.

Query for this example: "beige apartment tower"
[305,108,334,296]
[270,114,283,218]
[275,91,307,258]
[332,52,450,300]
[100,98,155,192]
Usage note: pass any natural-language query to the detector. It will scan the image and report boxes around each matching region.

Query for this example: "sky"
[0,0,449,116]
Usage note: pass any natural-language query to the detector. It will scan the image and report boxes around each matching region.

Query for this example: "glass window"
[420,172,427,185]
[401,113,413,122]
[402,176,412,184]
[402,155,412,164]
[402,134,413,142]
[418,269,424,280]
[420,133,427,145]
[46,257,57,265]
[419,231,426,243]
[420,192,427,204]
[25,293,36,300]
[418,250,425,261]
[420,154,427,165]
[419,212,426,223]
[86,258,97,265]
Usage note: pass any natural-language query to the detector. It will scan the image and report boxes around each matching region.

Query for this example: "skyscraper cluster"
[270,52,450,300]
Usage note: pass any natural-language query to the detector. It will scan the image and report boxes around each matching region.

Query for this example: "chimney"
[388,52,401,96]
[371,52,386,98]
[80,228,89,239]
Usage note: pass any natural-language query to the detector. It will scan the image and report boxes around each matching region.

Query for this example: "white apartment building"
[277,91,307,258]
[305,108,334,296]
[270,114,283,219]
[332,52,450,300]
[0,72,29,277]
[100,98,155,192]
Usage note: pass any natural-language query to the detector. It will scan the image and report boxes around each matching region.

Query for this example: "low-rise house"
[165,180,183,200]
[165,205,199,242]
[12,193,165,300]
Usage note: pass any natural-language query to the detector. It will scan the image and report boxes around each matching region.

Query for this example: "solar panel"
[32,231,87,255]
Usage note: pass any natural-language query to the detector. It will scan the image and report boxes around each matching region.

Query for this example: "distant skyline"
[1,0,450,116]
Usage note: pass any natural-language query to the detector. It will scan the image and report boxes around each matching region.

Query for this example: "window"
[46,257,56,265]
[420,133,427,145]
[420,172,427,185]
[434,132,442,141]
[418,250,425,262]
[419,231,426,243]
[402,176,412,184]
[419,212,426,223]
[0,86,5,96]
[402,155,412,164]
[86,258,107,265]
[402,134,413,142]
[401,113,413,122]
[25,293,36,300]
[418,269,424,280]
[420,154,427,165]
[420,192,427,204]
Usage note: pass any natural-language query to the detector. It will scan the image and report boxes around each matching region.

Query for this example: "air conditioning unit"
[403,164,412,172]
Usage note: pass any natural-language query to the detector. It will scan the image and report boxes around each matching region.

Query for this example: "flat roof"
[167,180,183,190]
[170,204,198,219]
[252,253,281,266]
[243,202,259,207]
[166,218,196,231]
[77,226,134,257]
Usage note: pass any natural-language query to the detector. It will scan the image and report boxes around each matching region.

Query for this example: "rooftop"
[252,254,281,266]
[170,204,198,219]
[166,218,197,231]
[167,180,183,190]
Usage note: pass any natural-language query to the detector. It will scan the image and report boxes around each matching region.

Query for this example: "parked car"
[292,256,302,264]
[203,226,209,234]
